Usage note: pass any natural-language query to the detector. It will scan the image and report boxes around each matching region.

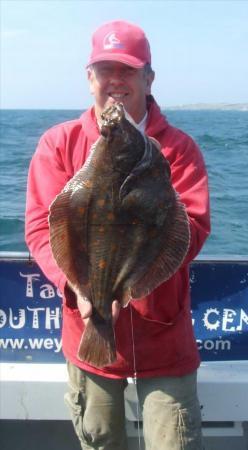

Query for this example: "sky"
[1,0,248,109]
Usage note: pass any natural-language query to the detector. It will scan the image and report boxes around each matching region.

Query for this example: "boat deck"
[1,420,247,450]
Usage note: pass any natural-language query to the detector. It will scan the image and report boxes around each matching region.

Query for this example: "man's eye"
[124,68,136,76]
[99,68,111,76]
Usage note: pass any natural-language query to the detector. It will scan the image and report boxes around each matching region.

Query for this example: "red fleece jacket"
[25,98,210,379]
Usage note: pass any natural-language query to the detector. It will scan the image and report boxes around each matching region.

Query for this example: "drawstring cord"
[129,303,142,450]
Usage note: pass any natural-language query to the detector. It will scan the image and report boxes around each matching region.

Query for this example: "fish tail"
[77,318,116,367]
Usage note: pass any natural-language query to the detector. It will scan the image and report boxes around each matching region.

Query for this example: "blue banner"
[0,259,64,363]
[0,257,247,363]
[190,260,248,361]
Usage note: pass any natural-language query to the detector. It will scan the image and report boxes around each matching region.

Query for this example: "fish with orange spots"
[48,103,190,368]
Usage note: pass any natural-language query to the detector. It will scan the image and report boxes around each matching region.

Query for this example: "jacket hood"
[146,95,169,137]
[80,106,100,143]
[79,95,169,142]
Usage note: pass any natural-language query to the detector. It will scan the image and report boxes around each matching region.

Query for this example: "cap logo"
[103,32,124,50]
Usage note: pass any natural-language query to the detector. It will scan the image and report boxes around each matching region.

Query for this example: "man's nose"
[109,69,125,81]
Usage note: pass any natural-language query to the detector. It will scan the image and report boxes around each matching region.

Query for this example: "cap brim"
[86,53,145,69]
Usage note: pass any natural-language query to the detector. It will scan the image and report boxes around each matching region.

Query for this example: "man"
[25,20,210,450]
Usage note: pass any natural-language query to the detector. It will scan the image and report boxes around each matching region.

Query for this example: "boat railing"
[0,251,247,443]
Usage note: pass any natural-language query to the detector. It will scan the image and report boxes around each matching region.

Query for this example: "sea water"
[0,109,247,256]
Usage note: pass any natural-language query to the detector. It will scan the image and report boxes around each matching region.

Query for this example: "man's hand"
[77,296,121,325]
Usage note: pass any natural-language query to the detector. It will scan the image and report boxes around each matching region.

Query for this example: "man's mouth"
[108,93,128,101]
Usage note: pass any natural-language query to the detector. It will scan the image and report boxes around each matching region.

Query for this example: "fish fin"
[147,136,161,151]
[120,287,133,307]
[119,136,153,200]
[131,193,190,298]
[77,318,116,367]
[49,165,94,294]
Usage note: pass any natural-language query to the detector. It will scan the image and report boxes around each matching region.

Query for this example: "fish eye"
[100,123,119,139]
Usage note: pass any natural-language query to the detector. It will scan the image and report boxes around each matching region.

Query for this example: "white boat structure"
[0,252,248,449]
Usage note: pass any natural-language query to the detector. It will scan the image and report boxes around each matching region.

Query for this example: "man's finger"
[77,296,92,319]
[112,300,121,324]
[77,297,120,325]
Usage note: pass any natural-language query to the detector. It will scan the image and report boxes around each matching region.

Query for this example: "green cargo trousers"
[64,361,203,450]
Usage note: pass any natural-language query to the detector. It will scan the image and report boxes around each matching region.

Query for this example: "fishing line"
[129,303,142,450]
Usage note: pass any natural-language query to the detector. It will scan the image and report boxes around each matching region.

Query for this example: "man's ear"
[145,71,155,95]
[87,68,94,95]
[87,68,92,81]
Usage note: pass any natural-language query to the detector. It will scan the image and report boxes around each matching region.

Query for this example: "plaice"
[48,103,190,368]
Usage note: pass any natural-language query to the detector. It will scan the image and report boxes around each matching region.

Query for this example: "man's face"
[87,61,154,123]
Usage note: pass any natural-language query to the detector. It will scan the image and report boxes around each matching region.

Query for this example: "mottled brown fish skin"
[49,103,190,368]
[76,105,172,366]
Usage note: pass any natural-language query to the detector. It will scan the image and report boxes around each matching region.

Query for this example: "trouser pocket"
[65,361,128,450]
[141,372,203,450]
[144,400,203,450]
[178,400,203,450]
[64,384,86,444]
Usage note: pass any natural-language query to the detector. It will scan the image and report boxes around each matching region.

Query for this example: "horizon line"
[1,102,248,112]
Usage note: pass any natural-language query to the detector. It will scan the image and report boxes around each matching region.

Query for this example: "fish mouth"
[100,103,125,136]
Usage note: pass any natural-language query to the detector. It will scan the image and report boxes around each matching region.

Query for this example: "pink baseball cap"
[87,20,151,68]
